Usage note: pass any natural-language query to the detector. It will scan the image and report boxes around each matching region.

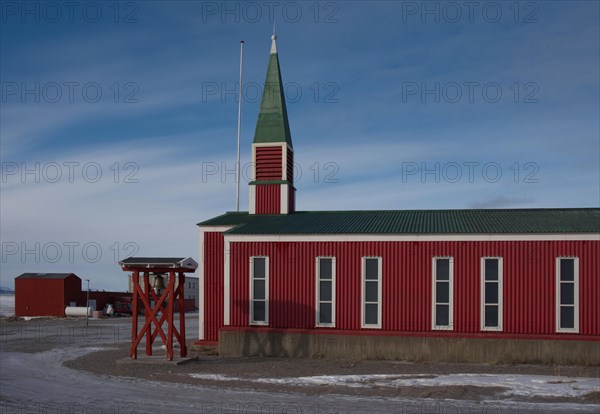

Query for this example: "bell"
[152,274,166,295]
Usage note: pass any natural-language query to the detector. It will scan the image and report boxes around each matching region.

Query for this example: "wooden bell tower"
[119,257,198,361]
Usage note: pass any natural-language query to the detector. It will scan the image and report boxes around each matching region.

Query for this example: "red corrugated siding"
[203,232,225,342]
[64,275,82,304]
[255,184,281,214]
[255,146,282,180]
[15,278,69,317]
[225,240,599,338]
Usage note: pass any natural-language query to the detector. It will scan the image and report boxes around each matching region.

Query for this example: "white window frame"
[361,256,382,329]
[555,257,579,333]
[315,257,336,327]
[249,256,269,326]
[432,257,454,331]
[480,257,503,331]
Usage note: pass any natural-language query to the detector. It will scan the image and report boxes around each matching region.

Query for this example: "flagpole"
[235,40,244,212]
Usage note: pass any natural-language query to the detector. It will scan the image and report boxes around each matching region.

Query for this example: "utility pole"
[235,40,244,211]
[85,279,90,326]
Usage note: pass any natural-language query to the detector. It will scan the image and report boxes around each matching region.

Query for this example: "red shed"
[15,273,82,317]
[197,35,600,365]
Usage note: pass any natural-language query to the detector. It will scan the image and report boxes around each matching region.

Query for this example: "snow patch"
[188,372,600,399]
[0,294,15,317]
[190,373,240,381]
[385,373,599,398]
[258,374,420,388]
[35,346,110,364]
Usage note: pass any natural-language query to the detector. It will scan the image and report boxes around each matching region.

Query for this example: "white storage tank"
[64,306,92,317]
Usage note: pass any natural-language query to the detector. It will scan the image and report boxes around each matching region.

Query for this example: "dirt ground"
[3,316,599,407]
[61,342,600,405]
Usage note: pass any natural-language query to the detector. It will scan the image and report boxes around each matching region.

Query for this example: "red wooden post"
[132,286,168,347]
[130,271,139,359]
[166,271,175,361]
[178,272,187,357]
[143,272,152,356]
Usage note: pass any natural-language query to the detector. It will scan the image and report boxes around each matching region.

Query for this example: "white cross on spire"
[270,22,277,54]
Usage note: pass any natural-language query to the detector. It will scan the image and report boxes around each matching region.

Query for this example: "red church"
[197,35,599,365]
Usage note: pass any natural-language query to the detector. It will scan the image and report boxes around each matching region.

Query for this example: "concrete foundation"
[219,330,600,366]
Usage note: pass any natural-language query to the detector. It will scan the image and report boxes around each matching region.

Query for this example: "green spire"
[252,35,293,148]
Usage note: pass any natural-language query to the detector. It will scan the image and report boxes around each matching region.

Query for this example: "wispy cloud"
[469,195,534,209]
[1,1,598,289]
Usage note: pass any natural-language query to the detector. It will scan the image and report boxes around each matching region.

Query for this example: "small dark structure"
[119,257,198,361]
[15,273,82,317]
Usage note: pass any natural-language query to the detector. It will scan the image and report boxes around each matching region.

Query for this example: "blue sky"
[1,1,599,290]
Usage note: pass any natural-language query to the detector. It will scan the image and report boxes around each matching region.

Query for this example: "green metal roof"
[198,208,600,235]
[252,47,293,147]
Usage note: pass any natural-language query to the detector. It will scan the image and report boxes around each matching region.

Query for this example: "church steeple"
[253,34,293,148]
[249,34,295,215]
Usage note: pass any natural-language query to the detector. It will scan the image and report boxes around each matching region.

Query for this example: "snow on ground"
[0,294,15,317]
[189,373,240,381]
[388,373,600,398]
[2,316,597,413]
[1,346,341,414]
[190,372,600,399]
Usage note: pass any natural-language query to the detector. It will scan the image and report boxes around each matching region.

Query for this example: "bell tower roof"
[252,34,293,148]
